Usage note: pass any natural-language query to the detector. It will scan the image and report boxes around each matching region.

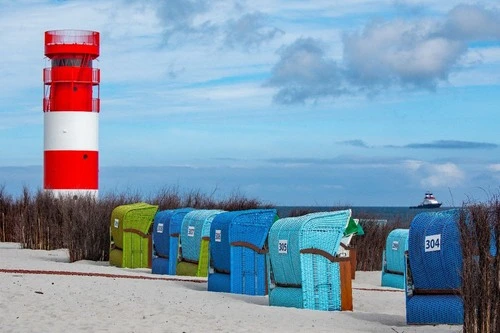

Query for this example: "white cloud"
[403,160,465,187]
[402,159,424,171]
[488,164,500,172]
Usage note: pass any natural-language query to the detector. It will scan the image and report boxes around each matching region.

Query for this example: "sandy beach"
[0,242,461,333]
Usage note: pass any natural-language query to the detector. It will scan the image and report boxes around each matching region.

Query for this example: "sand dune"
[0,243,460,333]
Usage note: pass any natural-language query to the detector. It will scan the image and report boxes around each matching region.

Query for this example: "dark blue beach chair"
[405,209,463,325]
[151,208,193,275]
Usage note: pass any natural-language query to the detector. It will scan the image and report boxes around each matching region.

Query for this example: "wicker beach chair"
[405,209,463,325]
[152,208,193,275]
[207,209,278,295]
[176,209,225,277]
[381,229,409,289]
[268,210,353,311]
[109,202,158,268]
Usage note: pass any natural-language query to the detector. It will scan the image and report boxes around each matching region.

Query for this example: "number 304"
[424,234,441,252]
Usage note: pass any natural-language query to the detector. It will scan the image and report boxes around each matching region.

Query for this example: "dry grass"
[459,199,500,333]
[0,187,270,262]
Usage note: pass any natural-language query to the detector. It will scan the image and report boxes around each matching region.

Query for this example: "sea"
[276,206,453,226]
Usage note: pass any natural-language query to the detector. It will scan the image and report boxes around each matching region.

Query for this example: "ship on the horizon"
[410,192,443,209]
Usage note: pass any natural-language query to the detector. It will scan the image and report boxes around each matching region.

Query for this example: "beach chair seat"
[152,208,193,275]
[268,210,353,311]
[381,228,409,289]
[176,209,224,277]
[405,209,463,325]
[208,209,278,295]
[109,202,158,268]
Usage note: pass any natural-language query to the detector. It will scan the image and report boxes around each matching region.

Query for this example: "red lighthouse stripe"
[44,150,98,190]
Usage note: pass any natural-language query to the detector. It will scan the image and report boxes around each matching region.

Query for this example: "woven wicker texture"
[110,202,158,250]
[168,209,194,275]
[108,248,123,268]
[210,211,235,273]
[152,208,194,275]
[268,210,351,310]
[208,209,277,294]
[180,210,224,262]
[168,236,179,275]
[229,209,278,249]
[407,295,463,325]
[196,238,211,277]
[176,261,198,276]
[152,210,175,258]
[152,257,169,275]
[269,287,303,308]
[268,216,304,286]
[381,228,409,288]
[408,209,462,289]
[381,268,405,289]
[207,273,231,293]
[384,229,409,274]
[300,210,351,311]
[406,209,464,325]
[109,202,158,268]
[381,229,409,289]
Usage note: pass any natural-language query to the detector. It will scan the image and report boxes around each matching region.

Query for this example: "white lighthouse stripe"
[46,189,98,199]
[44,112,98,151]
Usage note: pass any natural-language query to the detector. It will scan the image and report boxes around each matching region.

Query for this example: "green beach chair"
[109,202,159,268]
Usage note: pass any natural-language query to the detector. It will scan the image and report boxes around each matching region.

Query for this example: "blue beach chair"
[151,208,193,275]
[152,209,174,274]
[267,210,352,311]
[405,209,463,325]
[208,209,278,295]
[381,228,409,289]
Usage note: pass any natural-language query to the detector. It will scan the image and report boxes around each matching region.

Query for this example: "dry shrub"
[351,220,404,271]
[1,187,269,262]
[459,199,500,333]
[1,186,413,273]
[147,186,182,210]
[288,208,316,217]
[0,185,14,242]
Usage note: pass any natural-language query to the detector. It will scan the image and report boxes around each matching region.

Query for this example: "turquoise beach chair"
[267,210,353,311]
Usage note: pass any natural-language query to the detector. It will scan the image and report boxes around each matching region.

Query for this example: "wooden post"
[148,234,152,269]
[349,247,357,280]
[2,212,5,242]
[340,260,353,311]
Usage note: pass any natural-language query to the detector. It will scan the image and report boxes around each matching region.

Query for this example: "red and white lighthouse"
[43,30,100,198]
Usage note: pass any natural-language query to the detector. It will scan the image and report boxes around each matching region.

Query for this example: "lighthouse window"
[83,154,88,160]
[51,58,92,67]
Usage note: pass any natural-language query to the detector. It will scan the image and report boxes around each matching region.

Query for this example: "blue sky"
[1,0,499,206]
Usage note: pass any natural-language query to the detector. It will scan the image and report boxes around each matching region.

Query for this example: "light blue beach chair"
[381,228,409,289]
[267,210,353,311]
[176,209,225,277]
